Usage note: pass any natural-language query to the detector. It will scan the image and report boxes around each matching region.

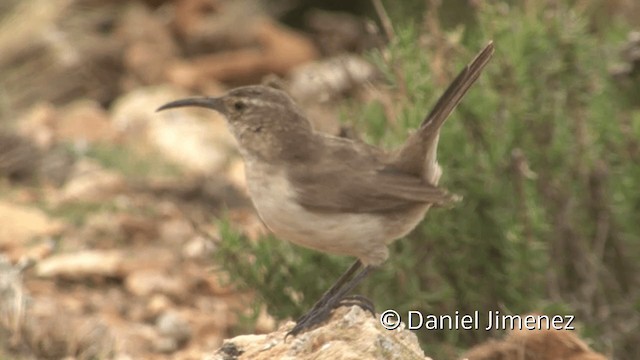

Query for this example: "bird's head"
[157,86,315,162]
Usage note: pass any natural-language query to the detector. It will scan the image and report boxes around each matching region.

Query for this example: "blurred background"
[0,0,639,359]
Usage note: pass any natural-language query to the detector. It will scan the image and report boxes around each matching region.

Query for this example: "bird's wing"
[288,137,456,213]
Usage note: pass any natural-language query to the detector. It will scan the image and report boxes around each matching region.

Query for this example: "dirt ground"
[0,0,382,358]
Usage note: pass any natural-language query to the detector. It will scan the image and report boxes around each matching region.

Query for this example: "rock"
[110,86,236,175]
[36,250,125,279]
[254,306,277,334]
[35,246,178,281]
[206,306,432,360]
[182,235,216,260]
[156,310,192,346]
[125,269,191,299]
[147,294,173,317]
[56,159,126,203]
[0,201,65,249]
[287,55,379,104]
[110,86,185,137]
[280,54,381,136]
[5,239,55,264]
[166,18,319,86]
[462,319,608,360]
[55,100,118,145]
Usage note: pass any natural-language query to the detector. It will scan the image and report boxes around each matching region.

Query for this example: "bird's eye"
[233,101,247,111]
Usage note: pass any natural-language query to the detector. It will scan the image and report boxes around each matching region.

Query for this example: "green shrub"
[214,1,639,358]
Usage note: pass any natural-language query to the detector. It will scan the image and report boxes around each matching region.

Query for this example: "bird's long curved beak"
[156,97,225,113]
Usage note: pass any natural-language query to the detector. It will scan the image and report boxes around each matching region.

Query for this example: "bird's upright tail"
[391,41,495,182]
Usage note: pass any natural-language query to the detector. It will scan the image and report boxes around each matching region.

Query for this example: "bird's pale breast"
[243,160,429,266]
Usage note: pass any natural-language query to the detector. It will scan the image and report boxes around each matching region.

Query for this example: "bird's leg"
[310,260,362,307]
[287,264,375,337]
[292,260,361,326]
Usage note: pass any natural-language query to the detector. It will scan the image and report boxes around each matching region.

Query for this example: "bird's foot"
[286,303,332,338]
[286,294,376,338]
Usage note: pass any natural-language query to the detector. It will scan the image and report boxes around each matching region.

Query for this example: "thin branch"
[371,0,395,42]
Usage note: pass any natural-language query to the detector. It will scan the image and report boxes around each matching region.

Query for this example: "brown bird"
[158,42,495,336]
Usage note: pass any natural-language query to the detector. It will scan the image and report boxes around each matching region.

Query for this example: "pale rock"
[147,294,173,316]
[206,306,432,360]
[6,238,55,264]
[36,250,125,279]
[56,159,126,203]
[110,86,237,174]
[282,55,381,136]
[156,310,192,345]
[254,306,277,334]
[149,310,192,353]
[287,55,379,104]
[182,235,216,259]
[0,201,65,248]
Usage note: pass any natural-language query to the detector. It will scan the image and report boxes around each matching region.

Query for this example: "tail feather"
[420,41,495,131]
[391,42,495,180]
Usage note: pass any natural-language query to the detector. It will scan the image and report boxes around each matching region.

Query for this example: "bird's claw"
[286,305,331,338]
[285,294,375,339]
